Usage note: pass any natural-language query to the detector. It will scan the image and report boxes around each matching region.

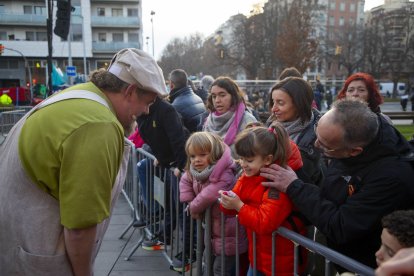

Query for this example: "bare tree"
[273,1,318,73]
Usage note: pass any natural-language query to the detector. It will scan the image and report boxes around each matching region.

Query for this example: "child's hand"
[218,190,244,211]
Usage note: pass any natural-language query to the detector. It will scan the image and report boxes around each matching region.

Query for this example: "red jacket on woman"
[222,141,307,276]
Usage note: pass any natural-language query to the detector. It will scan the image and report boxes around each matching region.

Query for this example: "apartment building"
[0,0,142,88]
[365,0,414,81]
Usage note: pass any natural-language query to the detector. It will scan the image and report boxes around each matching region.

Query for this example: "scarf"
[190,165,216,182]
[281,112,314,143]
[204,102,245,146]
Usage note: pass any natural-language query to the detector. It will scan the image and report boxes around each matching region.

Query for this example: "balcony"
[92,41,140,53]
[0,13,46,26]
[91,16,140,28]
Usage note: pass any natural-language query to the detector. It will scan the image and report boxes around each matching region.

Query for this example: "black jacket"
[137,97,189,170]
[286,115,414,268]
[169,86,206,133]
[296,109,325,187]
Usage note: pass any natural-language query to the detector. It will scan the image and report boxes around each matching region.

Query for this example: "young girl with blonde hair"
[179,131,248,276]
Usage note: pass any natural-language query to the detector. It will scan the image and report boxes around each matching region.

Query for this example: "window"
[128,33,138,42]
[9,60,18,69]
[0,5,5,14]
[330,2,335,10]
[71,24,82,41]
[97,7,105,16]
[26,31,35,41]
[23,5,32,14]
[0,32,7,40]
[34,6,46,15]
[36,32,47,41]
[98,33,106,42]
[350,3,356,12]
[329,16,335,26]
[112,8,123,17]
[96,60,110,69]
[127,8,138,17]
[349,17,354,25]
[339,2,345,11]
[339,16,344,26]
[113,33,124,42]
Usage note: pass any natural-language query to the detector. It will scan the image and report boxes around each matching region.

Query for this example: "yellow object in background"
[0,94,13,105]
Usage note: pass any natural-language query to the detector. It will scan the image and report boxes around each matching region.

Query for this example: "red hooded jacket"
[222,140,307,276]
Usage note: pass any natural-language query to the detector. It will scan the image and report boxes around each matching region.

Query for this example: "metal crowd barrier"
[0,106,33,141]
[120,146,375,276]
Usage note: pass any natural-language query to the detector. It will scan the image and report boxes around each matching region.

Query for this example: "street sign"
[66,66,77,77]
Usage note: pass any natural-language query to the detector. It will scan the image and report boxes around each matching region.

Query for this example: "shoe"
[170,250,196,272]
[142,239,165,251]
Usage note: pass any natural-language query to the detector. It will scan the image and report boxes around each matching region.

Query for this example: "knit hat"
[107,48,168,96]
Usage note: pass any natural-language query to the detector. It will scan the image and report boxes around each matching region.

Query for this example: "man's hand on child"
[218,190,244,211]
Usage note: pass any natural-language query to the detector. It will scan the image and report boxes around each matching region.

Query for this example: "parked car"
[379,82,406,97]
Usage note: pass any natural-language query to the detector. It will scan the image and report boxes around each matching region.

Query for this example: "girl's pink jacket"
[179,145,248,256]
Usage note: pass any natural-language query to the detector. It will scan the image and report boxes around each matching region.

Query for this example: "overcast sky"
[141,0,385,59]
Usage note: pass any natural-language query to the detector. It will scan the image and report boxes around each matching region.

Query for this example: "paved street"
[94,195,175,276]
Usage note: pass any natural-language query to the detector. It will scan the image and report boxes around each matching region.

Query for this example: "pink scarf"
[222,102,245,145]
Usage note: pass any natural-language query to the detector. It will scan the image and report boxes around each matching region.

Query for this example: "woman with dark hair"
[203,77,257,157]
[268,76,324,186]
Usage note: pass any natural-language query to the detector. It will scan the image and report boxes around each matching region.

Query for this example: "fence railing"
[0,106,33,141]
[120,146,376,276]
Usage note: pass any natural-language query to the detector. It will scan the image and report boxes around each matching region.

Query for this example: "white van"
[379,82,406,96]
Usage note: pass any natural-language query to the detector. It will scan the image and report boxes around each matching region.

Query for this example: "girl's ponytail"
[268,122,291,168]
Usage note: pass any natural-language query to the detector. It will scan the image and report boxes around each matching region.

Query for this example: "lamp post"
[150,10,155,57]
[3,47,33,102]
[146,36,150,53]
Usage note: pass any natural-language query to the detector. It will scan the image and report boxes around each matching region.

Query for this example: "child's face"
[375,228,404,267]
[189,150,211,172]
[239,154,272,177]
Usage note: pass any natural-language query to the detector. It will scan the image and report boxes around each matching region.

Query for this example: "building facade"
[0,0,142,90]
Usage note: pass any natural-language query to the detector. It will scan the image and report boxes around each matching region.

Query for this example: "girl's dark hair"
[235,123,291,168]
[336,72,383,113]
[206,77,246,111]
[269,77,314,124]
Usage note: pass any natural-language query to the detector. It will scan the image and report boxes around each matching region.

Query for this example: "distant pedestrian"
[325,90,333,110]
[400,93,409,112]
[195,75,214,104]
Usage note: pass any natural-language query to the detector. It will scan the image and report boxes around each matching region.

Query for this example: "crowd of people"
[0,47,413,276]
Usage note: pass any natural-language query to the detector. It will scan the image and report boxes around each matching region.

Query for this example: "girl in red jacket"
[180,132,248,275]
[219,124,307,276]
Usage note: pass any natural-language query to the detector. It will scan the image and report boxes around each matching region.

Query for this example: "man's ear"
[349,146,363,157]
[264,154,274,165]
[124,84,137,99]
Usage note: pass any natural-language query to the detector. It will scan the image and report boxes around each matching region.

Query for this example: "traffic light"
[54,0,72,39]
[335,45,342,55]
[0,44,4,55]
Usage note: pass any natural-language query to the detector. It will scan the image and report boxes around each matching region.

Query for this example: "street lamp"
[145,36,150,53]
[150,10,155,57]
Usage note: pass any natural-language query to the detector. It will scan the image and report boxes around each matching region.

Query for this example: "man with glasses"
[261,99,414,270]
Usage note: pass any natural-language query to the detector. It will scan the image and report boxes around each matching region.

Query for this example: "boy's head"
[375,210,414,266]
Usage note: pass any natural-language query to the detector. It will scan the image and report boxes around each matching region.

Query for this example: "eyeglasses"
[313,122,342,153]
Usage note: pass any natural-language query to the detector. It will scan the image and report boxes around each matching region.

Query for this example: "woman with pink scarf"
[203,77,257,157]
